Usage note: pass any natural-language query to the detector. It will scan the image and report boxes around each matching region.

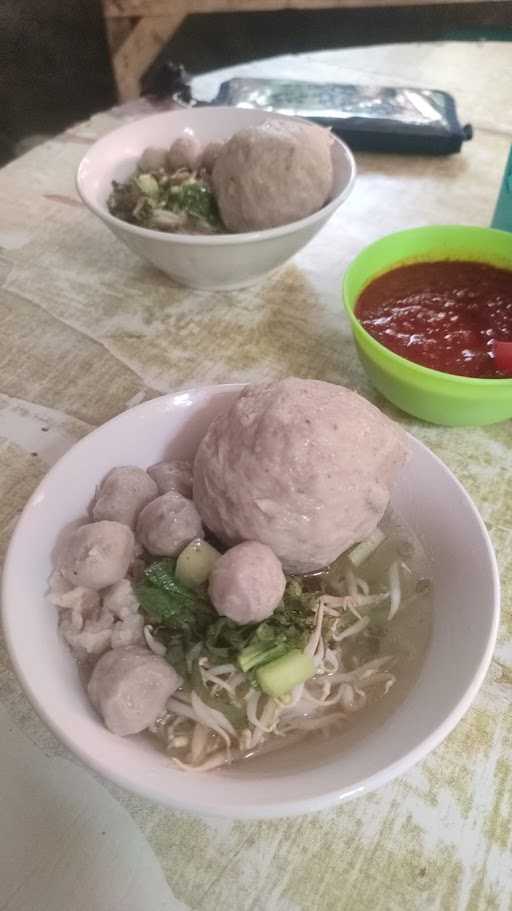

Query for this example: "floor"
[1,0,511,165]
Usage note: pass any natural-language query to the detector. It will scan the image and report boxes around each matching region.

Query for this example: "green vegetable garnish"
[144,559,207,602]
[256,649,316,698]
[136,585,178,622]
[107,167,223,233]
[174,181,220,226]
[136,559,213,635]
[265,580,316,649]
[204,616,254,661]
[238,638,290,673]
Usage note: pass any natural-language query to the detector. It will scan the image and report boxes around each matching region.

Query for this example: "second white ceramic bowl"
[76,107,356,290]
[2,385,499,818]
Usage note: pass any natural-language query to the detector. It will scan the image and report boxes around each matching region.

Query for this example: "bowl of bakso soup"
[76,107,356,290]
[2,379,499,818]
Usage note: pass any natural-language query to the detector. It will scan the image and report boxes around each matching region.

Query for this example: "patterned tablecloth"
[0,42,511,911]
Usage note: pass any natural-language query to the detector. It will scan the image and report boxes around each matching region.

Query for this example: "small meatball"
[103,579,139,619]
[111,612,144,649]
[200,140,224,172]
[139,146,168,172]
[167,135,201,172]
[60,606,114,659]
[57,521,134,590]
[88,646,179,735]
[92,466,158,529]
[209,541,286,625]
[147,460,193,497]
[136,491,203,557]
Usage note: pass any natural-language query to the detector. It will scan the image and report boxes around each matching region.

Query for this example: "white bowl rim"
[76,107,357,247]
[1,384,500,818]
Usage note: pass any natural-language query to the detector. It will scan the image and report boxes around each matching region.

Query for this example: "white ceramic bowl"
[76,107,356,290]
[2,385,499,818]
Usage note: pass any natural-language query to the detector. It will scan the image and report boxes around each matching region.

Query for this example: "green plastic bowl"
[343,225,512,426]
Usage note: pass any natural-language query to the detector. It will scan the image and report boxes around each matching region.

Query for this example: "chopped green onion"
[238,639,290,673]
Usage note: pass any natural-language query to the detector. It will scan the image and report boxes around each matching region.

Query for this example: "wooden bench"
[103,0,503,100]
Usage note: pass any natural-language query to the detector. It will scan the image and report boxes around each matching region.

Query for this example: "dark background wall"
[1,0,511,164]
[165,3,512,76]
[0,0,114,162]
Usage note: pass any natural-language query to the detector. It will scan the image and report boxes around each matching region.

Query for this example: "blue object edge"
[491,145,512,232]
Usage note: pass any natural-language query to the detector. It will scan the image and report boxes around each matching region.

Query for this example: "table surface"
[1,41,511,911]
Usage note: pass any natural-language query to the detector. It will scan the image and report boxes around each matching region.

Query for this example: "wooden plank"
[111,10,186,100]
[103,0,507,16]
[105,16,134,55]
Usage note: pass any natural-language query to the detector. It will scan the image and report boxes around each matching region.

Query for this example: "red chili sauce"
[355,260,512,378]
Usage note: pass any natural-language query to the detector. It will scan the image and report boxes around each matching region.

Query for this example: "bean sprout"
[143,625,167,656]
[190,723,208,764]
[202,672,240,697]
[348,528,386,567]
[173,752,229,772]
[167,698,201,723]
[305,601,325,656]
[345,568,358,598]
[191,692,236,744]
[387,561,402,620]
[279,713,346,734]
[207,663,238,675]
[356,576,370,595]
[331,616,369,642]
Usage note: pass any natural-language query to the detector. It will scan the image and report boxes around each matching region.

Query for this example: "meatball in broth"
[88,646,179,735]
[92,466,157,528]
[209,541,286,624]
[57,521,134,590]
[136,490,203,557]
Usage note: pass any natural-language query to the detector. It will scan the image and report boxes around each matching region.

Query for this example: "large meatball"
[136,490,203,556]
[212,120,333,232]
[88,646,179,735]
[200,140,224,173]
[193,379,408,574]
[209,541,285,625]
[57,521,134,590]
[92,466,158,528]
